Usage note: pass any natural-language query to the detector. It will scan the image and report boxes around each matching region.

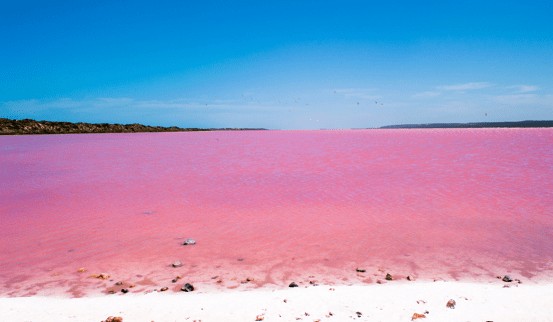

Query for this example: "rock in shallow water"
[181,283,194,292]
[502,275,513,282]
[172,260,183,268]
[289,282,299,288]
[182,238,196,245]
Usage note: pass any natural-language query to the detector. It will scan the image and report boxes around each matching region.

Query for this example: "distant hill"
[0,118,266,135]
[380,120,553,129]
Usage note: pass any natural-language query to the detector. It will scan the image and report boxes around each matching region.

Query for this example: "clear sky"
[1,1,552,129]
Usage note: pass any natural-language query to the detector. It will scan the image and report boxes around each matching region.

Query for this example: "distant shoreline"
[379,120,553,129]
[2,118,553,135]
[0,118,266,135]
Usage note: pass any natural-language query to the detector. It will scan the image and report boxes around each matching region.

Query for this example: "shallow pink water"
[1,129,553,296]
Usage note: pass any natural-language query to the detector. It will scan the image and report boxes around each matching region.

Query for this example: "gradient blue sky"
[1,1,552,129]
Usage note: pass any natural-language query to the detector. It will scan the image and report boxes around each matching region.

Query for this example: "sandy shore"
[1,281,552,322]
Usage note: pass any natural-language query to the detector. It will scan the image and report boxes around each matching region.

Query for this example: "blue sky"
[1,1,552,129]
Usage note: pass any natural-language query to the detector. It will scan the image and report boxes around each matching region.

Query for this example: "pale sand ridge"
[1,282,552,321]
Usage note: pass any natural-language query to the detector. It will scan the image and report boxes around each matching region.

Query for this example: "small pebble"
[160,287,169,292]
[446,299,456,309]
[385,273,393,281]
[411,312,426,320]
[356,268,366,273]
[182,238,196,246]
[502,275,513,282]
[172,260,183,268]
[289,282,299,288]
[121,289,129,294]
[181,283,194,292]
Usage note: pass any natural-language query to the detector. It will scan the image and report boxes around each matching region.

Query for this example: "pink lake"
[1,129,553,297]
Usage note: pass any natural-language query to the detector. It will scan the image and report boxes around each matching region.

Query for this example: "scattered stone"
[172,260,183,268]
[102,316,123,322]
[237,258,245,261]
[172,275,182,283]
[128,284,135,288]
[411,312,426,320]
[77,267,87,273]
[289,282,299,288]
[90,273,110,280]
[255,315,264,321]
[356,268,366,273]
[446,299,456,309]
[181,283,194,292]
[376,280,383,284]
[121,289,129,294]
[515,279,522,284]
[385,273,393,281]
[356,311,362,317]
[115,281,123,286]
[407,275,412,281]
[416,300,427,304]
[304,312,310,316]
[241,277,254,284]
[182,238,196,246]
[160,287,169,292]
[502,275,513,283]
[283,299,288,303]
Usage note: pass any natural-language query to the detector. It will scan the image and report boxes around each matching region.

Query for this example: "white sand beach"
[1,281,552,322]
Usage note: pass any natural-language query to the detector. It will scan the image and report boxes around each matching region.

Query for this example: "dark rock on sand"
[160,287,169,292]
[172,260,183,268]
[446,299,456,309]
[356,268,366,273]
[182,238,196,246]
[385,273,393,281]
[289,282,299,288]
[502,275,513,282]
[181,283,194,292]
[356,311,362,317]
[121,288,129,294]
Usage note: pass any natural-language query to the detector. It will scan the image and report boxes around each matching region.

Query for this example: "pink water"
[1,129,552,297]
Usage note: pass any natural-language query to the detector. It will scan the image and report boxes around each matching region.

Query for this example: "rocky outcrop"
[0,118,205,135]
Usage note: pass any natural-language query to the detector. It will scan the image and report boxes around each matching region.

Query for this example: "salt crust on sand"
[1,282,552,322]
